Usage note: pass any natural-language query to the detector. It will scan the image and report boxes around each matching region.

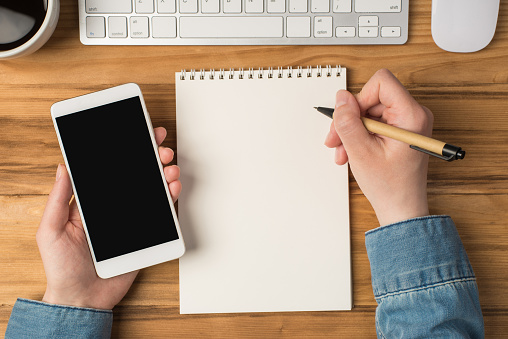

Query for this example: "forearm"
[366,215,484,338]
[5,298,112,339]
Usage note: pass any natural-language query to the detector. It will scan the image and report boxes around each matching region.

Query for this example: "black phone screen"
[55,96,179,262]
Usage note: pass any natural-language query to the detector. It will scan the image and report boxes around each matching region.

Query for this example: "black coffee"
[0,1,48,51]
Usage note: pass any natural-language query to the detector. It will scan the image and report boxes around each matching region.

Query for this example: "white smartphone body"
[51,83,185,279]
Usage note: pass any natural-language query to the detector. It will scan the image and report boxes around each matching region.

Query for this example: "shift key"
[355,0,401,13]
[86,0,132,14]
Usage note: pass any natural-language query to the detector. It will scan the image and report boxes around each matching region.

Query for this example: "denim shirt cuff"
[365,215,476,299]
[5,298,113,339]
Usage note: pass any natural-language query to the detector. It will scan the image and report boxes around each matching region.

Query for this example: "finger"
[324,121,343,148]
[154,127,167,146]
[420,106,434,137]
[334,145,349,165]
[169,180,182,203]
[333,90,376,159]
[355,69,416,114]
[164,165,181,184]
[365,103,387,119]
[68,197,84,230]
[159,146,175,165]
[39,164,74,234]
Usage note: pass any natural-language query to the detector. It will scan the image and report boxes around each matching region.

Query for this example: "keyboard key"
[336,26,355,37]
[289,0,307,13]
[223,0,242,13]
[333,0,351,13]
[381,26,401,37]
[314,16,332,37]
[180,0,199,13]
[311,0,329,13]
[130,17,149,38]
[136,0,154,13]
[157,0,176,13]
[86,16,105,38]
[267,0,285,13]
[245,0,263,13]
[359,16,378,26]
[286,16,310,37]
[202,0,220,13]
[180,17,283,38]
[152,16,177,37]
[109,16,128,38]
[359,26,378,37]
[355,0,401,13]
[86,0,132,14]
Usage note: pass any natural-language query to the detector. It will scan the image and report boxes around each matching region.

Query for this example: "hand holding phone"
[38,127,181,309]
[50,84,185,280]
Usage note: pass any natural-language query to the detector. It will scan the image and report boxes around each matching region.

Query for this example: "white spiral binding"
[297,66,303,78]
[180,65,342,80]
[277,66,283,78]
[268,67,274,79]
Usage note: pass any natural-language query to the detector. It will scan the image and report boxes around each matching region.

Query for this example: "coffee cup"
[0,0,60,59]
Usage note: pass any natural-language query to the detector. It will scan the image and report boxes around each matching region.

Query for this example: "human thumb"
[333,90,373,159]
[39,164,74,233]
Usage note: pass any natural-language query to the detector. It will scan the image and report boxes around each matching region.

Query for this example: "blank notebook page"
[176,66,351,314]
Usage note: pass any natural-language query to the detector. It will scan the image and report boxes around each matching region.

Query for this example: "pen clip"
[409,145,457,162]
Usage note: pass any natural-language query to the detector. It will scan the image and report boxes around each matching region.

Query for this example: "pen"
[314,107,465,161]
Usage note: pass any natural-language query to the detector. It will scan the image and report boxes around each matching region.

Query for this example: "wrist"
[375,207,430,227]
[373,195,429,227]
[42,290,80,308]
[42,289,112,310]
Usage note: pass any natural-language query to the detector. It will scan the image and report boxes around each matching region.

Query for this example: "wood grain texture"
[1,0,508,337]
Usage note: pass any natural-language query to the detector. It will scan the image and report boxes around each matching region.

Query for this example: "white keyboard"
[79,0,408,45]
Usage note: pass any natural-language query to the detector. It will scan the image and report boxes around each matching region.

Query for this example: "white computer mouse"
[431,0,500,53]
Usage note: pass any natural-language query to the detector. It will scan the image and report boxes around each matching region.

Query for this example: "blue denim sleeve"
[5,298,112,339]
[365,216,484,339]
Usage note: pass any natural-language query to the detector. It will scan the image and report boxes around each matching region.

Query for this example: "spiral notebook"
[176,66,351,314]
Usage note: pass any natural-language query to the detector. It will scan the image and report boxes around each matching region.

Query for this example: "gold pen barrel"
[361,117,445,155]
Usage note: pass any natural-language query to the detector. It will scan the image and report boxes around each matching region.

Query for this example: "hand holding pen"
[317,107,464,161]
[324,69,437,227]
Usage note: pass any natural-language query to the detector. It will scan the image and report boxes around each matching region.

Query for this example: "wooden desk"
[1,1,507,337]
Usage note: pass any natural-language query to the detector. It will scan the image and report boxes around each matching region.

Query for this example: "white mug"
[0,0,60,59]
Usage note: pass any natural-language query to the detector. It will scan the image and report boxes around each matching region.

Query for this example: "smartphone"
[51,83,185,279]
